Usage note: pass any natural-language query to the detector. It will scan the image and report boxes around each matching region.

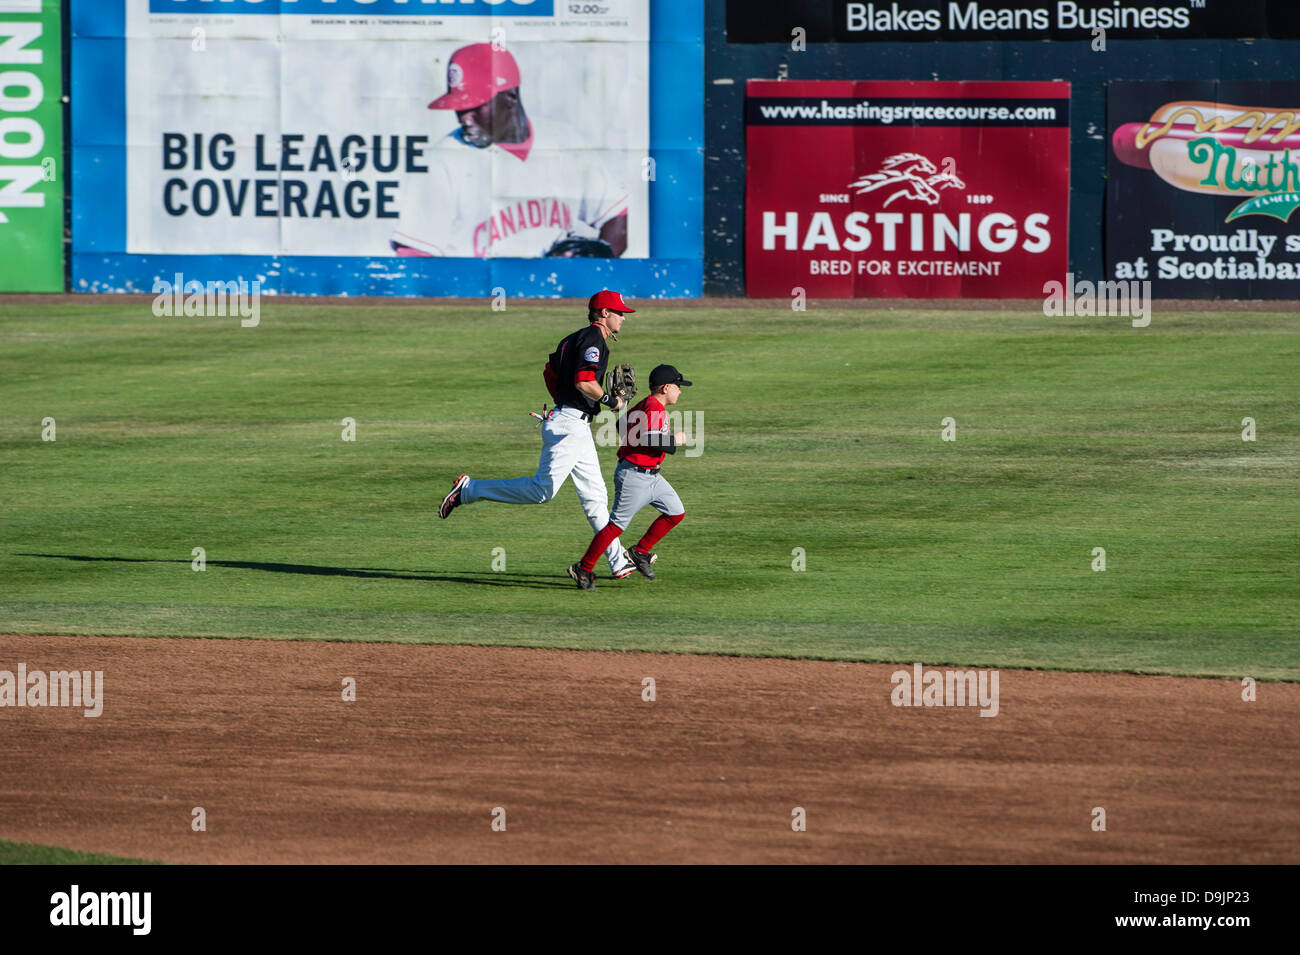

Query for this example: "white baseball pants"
[460,406,631,575]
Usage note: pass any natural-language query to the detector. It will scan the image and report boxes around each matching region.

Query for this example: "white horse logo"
[849,153,967,207]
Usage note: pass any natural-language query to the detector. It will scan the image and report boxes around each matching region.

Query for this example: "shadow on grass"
[15,553,575,590]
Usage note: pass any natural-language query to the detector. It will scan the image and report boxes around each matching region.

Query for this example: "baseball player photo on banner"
[122,0,649,260]
[745,80,1070,298]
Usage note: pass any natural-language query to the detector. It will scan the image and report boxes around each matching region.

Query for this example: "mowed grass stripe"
[1,304,1296,679]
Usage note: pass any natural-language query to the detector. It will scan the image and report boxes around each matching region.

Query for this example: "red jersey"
[618,395,677,468]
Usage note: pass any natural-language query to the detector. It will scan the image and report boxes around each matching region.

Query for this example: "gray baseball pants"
[609,459,684,530]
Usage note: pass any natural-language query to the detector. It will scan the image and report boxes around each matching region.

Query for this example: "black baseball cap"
[649,365,692,388]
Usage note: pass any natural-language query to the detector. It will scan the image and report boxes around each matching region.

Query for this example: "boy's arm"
[641,404,686,452]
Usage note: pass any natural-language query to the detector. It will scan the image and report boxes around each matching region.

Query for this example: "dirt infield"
[1,635,1295,864]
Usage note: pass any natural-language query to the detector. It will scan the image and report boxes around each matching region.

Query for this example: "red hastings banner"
[745,80,1071,298]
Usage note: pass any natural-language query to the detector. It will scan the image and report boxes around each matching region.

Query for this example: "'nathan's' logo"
[1113,101,1300,222]
[848,153,966,207]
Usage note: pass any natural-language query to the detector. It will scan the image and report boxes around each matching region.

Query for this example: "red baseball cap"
[428,44,521,112]
[589,289,636,313]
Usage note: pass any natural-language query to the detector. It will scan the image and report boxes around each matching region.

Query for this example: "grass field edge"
[2,628,1294,683]
[0,838,161,866]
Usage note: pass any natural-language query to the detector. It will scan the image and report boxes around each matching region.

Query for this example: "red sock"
[580,523,624,572]
[635,512,683,554]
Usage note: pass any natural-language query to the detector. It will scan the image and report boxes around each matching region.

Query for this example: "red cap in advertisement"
[428,44,521,112]
[588,289,636,313]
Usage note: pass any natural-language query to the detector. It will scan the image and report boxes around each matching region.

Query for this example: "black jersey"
[546,324,608,416]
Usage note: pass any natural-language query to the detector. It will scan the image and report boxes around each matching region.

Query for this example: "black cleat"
[439,473,469,519]
[626,547,657,580]
[568,563,596,590]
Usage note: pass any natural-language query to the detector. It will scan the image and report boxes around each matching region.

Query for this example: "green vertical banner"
[0,0,63,291]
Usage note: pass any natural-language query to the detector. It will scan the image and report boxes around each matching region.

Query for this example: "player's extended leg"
[568,429,633,577]
[632,475,685,560]
[458,411,580,506]
[583,461,658,578]
[578,522,624,575]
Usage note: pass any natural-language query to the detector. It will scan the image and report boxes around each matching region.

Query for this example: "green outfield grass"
[0,838,158,865]
[0,301,1296,679]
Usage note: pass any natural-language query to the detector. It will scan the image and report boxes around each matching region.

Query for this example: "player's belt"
[626,464,660,475]
[556,405,594,422]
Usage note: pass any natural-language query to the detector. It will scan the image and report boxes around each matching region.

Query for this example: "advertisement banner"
[71,0,704,298]
[727,0,1300,43]
[1107,81,1300,299]
[0,0,63,292]
[126,0,648,259]
[745,80,1070,298]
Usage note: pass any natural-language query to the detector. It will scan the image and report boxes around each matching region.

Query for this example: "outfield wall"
[8,1,1300,298]
[705,1,1300,299]
[0,1,63,293]
[66,0,703,298]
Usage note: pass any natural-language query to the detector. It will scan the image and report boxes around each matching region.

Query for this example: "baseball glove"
[544,235,615,258]
[606,364,636,404]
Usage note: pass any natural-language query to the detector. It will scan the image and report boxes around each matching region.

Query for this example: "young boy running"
[568,365,693,590]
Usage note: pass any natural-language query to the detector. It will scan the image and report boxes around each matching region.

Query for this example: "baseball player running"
[439,290,639,579]
[391,43,629,259]
[568,365,692,590]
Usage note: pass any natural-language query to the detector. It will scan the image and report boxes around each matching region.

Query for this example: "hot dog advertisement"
[745,80,1070,298]
[1107,81,1300,298]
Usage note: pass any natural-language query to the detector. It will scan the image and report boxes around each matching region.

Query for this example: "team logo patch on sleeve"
[583,347,601,363]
